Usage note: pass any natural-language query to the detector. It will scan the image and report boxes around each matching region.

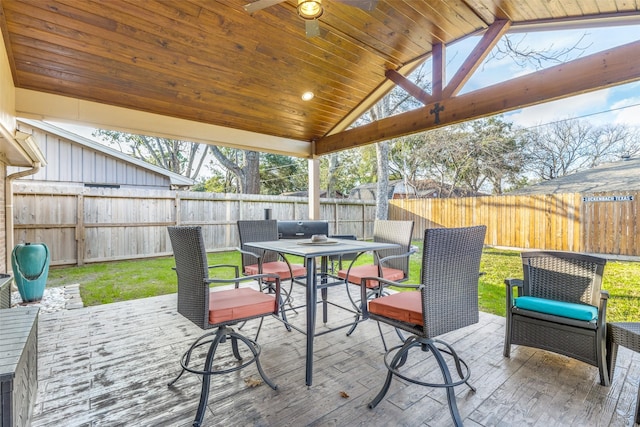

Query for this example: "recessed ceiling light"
[301,91,315,101]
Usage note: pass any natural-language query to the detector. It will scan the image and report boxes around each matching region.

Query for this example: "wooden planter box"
[0,275,11,309]
[0,307,39,427]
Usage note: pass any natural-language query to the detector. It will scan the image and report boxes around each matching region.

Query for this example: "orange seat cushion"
[368,291,422,326]
[209,287,276,325]
[244,261,306,280]
[338,265,405,288]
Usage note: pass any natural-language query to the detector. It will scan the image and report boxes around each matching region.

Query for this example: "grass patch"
[46,245,640,321]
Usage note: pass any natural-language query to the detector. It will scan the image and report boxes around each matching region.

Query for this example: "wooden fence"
[12,184,376,266]
[390,191,640,257]
[14,184,639,266]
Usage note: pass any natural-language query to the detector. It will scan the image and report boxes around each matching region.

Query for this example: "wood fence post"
[76,194,84,266]
[175,193,181,226]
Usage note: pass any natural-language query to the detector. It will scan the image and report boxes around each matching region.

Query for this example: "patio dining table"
[245,237,399,386]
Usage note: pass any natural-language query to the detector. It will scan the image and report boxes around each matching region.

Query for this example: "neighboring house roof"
[412,179,486,198]
[511,157,640,195]
[281,190,346,198]
[349,179,484,200]
[349,180,417,200]
[15,119,194,188]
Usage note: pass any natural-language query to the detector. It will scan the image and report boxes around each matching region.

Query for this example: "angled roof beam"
[385,69,432,105]
[444,20,511,98]
[316,38,640,155]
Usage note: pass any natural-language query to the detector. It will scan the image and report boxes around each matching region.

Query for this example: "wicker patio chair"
[607,322,640,424]
[237,219,306,323]
[337,220,415,336]
[167,226,280,427]
[362,225,486,427]
[504,251,610,386]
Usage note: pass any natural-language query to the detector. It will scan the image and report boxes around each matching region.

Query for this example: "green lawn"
[46,245,640,321]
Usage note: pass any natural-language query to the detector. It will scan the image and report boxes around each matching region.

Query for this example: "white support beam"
[308,158,320,220]
[15,89,312,158]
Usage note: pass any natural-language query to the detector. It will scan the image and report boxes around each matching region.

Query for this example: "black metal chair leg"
[427,341,464,427]
[376,321,388,352]
[368,368,394,409]
[436,340,476,392]
[346,312,360,336]
[280,293,292,332]
[168,331,218,387]
[231,335,241,360]
[193,332,223,427]
[167,368,186,387]
[369,338,418,408]
[635,387,640,425]
[231,330,278,390]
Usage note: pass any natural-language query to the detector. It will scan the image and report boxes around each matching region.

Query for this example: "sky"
[53,22,640,144]
[446,23,640,130]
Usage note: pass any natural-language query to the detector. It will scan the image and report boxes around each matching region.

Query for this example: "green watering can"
[12,242,50,302]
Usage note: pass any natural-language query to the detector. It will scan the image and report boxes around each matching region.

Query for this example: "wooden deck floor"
[31,283,640,427]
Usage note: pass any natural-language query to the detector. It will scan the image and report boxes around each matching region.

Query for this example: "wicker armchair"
[362,225,486,427]
[607,322,640,424]
[237,220,306,322]
[504,251,610,386]
[167,226,280,427]
[337,220,415,336]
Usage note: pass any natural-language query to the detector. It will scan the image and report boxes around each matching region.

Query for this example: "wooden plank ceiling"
[1,0,640,157]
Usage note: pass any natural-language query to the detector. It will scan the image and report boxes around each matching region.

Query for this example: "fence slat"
[390,191,639,257]
[12,185,376,266]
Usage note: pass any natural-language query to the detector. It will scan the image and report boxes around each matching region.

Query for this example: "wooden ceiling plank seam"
[323,1,428,62]
[14,56,330,138]
[539,0,572,18]
[506,0,540,21]
[457,0,504,24]
[577,0,603,15]
[252,0,418,65]
[4,3,370,126]
[234,0,401,66]
[406,0,486,40]
[10,41,339,140]
[316,38,640,154]
[324,54,429,136]
[54,0,381,99]
[443,19,511,98]
[0,2,20,86]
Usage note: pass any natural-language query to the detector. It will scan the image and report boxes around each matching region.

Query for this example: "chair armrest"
[208,264,239,274]
[377,246,417,266]
[171,264,239,277]
[598,289,609,326]
[205,273,281,309]
[236,247,261,261]
[504,278,523,307]
[359,276,420,319]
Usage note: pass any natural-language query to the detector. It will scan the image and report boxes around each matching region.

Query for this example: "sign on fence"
[582,195,634,202]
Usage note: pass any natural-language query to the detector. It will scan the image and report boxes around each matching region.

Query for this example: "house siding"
[9,126,172,189]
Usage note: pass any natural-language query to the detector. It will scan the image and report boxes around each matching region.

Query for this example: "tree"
[260,154,307,195]
[522,119,640,181]
[208,146,261,194]
[93,130,208,180]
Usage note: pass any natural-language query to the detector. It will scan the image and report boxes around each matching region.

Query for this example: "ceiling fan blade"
[305,19,321,38]
[334,0,378,11]
[243,0,285,14]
